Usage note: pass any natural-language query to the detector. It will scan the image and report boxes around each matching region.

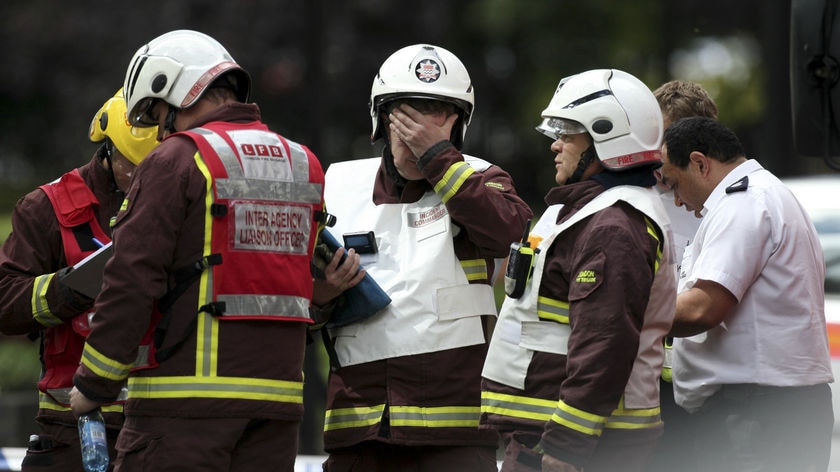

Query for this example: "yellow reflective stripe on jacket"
[194,153,219,377]
[324,404,386,431]
[537,296,569,324]
[605,403,662,429]
[38,392,124,413]
[39,389,126,412]
[481,391,556,422]
[550,397,662,437]
[31,273,61,327]
[644,216,663,273]
[80,343,133,381]
[661,336,674,382]
[460,259,488,281]
[433,161,475,204]
[551,398,608,437]
[195,311,218,376]
[127,375,303,402]
[390,405,481,428]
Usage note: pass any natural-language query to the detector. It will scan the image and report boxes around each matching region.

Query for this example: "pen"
[92,237,105,248]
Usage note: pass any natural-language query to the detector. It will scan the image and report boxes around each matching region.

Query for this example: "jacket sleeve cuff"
[73,370,122,404]
[417,140,455,170]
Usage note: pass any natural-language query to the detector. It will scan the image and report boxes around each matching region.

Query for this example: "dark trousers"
[499,427,661,472]
[323,441,499,472]
[645,379,697,472]
[691,383,833,472]
[21,420,120,472]
[114,416,300,472]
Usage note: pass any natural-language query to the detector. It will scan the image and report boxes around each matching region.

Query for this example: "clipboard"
[318,229,391,328]
[59,242,114,298]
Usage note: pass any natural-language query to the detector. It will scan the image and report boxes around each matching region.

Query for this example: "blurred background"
[1,0,839,456]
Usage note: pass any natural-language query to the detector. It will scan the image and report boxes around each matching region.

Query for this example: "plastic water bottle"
[77,409,109,472]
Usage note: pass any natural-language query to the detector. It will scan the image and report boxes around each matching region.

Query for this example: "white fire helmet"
[536,69,663,170]
[369,44,474,146]
[123,29,251,127]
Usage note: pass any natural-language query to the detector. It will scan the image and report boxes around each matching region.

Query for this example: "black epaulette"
[725,176,749,194]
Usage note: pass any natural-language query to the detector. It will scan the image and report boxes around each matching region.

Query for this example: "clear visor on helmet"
[130,97,160,128]
[536,117,587,140]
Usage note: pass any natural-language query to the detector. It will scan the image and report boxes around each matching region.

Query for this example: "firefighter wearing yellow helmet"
[0,89,158,471]
[88,88,158,193]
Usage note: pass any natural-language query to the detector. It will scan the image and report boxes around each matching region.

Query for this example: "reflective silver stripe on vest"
[134,344,152,369]
[287,140,311,181]
[217,294,310,319]
[193,128,322,204]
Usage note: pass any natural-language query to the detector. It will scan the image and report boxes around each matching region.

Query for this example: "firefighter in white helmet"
[69,30,326,470]
[312,43,532,471]
[480,69,677,472]
[0,88,158,471]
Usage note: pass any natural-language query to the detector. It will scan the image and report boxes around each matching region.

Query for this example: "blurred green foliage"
[0,338,40,393]
[0,214,11,241]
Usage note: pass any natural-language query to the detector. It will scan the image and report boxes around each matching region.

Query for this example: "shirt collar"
[700,159,762,217]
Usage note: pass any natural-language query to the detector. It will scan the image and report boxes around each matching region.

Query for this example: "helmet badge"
[415,59,441,83]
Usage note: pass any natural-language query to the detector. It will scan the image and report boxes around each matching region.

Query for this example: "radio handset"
[504,220,539,299]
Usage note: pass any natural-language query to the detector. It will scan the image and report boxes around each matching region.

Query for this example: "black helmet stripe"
[563,89,613,109]
[127,55,149,103]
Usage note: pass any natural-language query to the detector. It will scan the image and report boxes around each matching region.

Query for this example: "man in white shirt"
[647,79,717,472]
[659,116,833,472]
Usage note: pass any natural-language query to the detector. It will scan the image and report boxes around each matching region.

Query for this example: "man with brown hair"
[646,79,718,472]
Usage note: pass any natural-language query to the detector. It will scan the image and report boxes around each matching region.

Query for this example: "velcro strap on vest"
[314,210,336,227]
[199,301,226,317]
[153,254,223,362]
[158,254,223,314]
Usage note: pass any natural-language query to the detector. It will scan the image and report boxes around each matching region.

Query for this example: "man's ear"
[688,151,710,176]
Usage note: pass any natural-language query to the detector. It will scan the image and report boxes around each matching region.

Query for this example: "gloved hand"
[53,266,95,314]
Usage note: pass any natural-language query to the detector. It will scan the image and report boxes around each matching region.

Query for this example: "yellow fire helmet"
[88,88,159,165]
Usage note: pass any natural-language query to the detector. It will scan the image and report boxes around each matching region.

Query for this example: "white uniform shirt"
[672,159,833,412]
[659,189,701,270]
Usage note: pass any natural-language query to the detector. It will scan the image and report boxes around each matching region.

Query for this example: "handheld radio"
[504,220,537,298]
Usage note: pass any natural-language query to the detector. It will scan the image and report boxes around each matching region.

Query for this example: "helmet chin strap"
[564,145,598,185]
[97,141,121,193]
[163,106,178,134]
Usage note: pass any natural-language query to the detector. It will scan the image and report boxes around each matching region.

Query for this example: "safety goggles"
[535,117,588,140]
